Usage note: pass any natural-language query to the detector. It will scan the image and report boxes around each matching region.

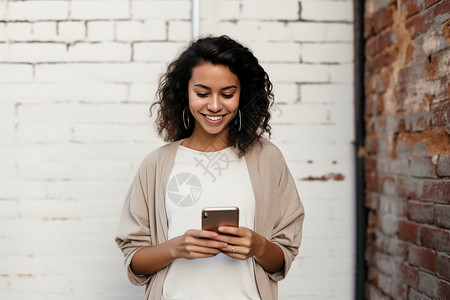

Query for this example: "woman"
[116,35,304,300]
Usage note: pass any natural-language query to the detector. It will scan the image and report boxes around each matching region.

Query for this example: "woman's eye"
[222,94,234,99]
[196,93,209,98]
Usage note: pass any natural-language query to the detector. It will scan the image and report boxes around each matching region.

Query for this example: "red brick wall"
[364,0,450,299]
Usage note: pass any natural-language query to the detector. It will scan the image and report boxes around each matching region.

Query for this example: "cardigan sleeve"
[261,144,304,282]
[115,158,153,286]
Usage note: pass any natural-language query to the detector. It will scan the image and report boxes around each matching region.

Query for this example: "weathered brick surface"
[0,0,356,299]
[364,0,450,298]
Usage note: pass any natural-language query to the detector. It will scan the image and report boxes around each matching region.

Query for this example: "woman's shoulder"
[140,140,183,167]
[248,138,284,160]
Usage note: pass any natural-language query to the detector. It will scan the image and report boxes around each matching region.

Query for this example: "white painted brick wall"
[0,1,355,299]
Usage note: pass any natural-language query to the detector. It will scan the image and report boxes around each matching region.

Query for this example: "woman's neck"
[181,129,230,152]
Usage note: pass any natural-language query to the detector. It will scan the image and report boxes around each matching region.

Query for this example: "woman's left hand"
[213,226,265,260]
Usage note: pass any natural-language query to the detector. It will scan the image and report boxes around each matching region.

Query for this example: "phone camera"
[203,212,208,219]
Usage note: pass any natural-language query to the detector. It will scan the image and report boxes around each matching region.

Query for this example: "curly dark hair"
[150,35,274,156]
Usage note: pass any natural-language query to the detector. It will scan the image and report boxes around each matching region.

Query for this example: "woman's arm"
[130,229,228,275]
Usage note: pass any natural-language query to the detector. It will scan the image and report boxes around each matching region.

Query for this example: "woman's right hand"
[169,229,228,259]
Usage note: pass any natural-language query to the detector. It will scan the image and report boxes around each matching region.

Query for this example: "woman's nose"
[207,95,222,112]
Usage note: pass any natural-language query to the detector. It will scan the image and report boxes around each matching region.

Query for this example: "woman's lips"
[201,113,226,124]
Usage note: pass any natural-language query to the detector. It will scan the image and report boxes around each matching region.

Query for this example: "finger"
[218,226,245,236]
[187,229,219,239]
[187,245,222,256]
[186,235,228,249]
[221,245,244,260]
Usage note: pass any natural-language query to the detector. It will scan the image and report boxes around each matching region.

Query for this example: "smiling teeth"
[206,115,223,121]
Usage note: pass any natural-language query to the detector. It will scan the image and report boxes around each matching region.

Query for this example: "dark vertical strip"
[353,0,367,299]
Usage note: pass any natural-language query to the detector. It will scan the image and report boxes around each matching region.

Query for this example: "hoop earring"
[182,107,190,130]
[236,109,241,132]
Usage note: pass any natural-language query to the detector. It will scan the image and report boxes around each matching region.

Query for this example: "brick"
[16,161,72,181]
[5,22,33,41]
[437,252,450,281]
[419,271,439,298]
[133,42,185,62]
[272,83,298,103]
[68,83,127,102]
[250,42,300,63]
[7,83,67,103]
[73,124,151,143]
[398,219,420,243]
[264,63,328,83]
[408,244,436,272]
[33,22,58,41]
[387,238,408,259]
[375,252,397,275]
[380,195,407,216]
[70,1,129,20]
[168,20,190,41]
[422,180,450,203]
[303,43,353,63]
[17,123,72,143]
[0,180,46,199]
[406,0,450,38]
[86,21,114,41]
[5,43,68,63]
[35,63,101,83]
[373,6,395,33]
[132,0,191,20]
[436,204,450,229]
[301,1,353,22]
[241,0,299,20]
[300,84,353,103]
[397,263,419,288]
[409,288,432,300]
[421,226,450,252]
[0,64,33,83]
[0,23,5,40]
[366,282,391,300]
[200,0,241,21]
[17,103,149,123]
[439,280,450,299]
[392,280,408,300]
[128,83,158,103]
[7,1,68,21]
[408,200,435,223]
[289,22,327,42]
[329,64,354,84]
[431,100,450,128]
[58,21,85,41]
[400,0,424,19]
[324,23,354,42]
[100,63,166,83]
[365,16,374,38]
[115,20,167,41]
[377,271,392,295]
[68,42,131,62]
[115,21,145,41]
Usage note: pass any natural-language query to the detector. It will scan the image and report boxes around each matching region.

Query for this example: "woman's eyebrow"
[193,84,238,91]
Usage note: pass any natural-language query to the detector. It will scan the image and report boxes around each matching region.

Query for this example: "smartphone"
[201,206,239,233]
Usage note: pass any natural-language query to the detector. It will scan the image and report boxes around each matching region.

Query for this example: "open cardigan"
[115,139,305,300]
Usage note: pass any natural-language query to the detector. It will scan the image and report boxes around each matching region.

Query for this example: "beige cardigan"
[116,139,304,300]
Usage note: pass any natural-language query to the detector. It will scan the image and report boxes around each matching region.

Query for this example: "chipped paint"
[301,173,345,181]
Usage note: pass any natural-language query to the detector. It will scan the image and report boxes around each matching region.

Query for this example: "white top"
[162,145,261,300]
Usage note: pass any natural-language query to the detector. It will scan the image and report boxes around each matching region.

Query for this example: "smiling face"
[187,62,240,147]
